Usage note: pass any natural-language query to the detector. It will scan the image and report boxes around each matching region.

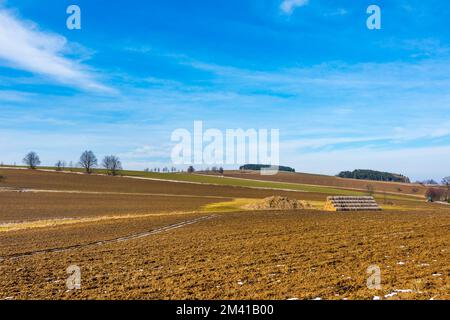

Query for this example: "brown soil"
[0,213,204,257]
[0,209,449,300]
[0,169,448,300]
[0,191,222,223]
[0,169,322,200]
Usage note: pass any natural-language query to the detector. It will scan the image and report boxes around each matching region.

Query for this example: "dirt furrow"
[0,187,231,200]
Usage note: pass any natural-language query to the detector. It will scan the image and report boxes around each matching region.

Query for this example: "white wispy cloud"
[0,9,113,93]
[181,56,450,102]
[280,0,309,15]
[382,38,450,58]
[0,89,34,102]
[119,145,172,159]
[2,42,450,179]
[324,8,348,17]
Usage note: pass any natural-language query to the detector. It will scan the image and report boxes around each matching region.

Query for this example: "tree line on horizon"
[239,164,296,173]
[21,151,122,176]
[16,151,197,176]
[337,169,411,183]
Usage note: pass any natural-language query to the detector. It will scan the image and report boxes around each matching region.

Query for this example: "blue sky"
[1,0,450,180]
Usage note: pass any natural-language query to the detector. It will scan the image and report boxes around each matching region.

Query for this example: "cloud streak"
[0,9,113,93]
[280,0,309,15]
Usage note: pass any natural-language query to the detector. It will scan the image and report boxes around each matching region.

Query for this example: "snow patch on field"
[384,289,416,299]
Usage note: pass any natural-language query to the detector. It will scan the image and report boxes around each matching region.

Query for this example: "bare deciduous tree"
[442,177,450,201]
[102,155,122,176]
[23,152,41,169]
[79,150,97,174]
[55,160,66,171]
[425,187,445,202]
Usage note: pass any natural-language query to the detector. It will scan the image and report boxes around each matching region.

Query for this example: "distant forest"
[337,169,411,183]
[239,164,296,173]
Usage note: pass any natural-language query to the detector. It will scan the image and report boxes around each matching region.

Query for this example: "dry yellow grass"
[0,211,203,233]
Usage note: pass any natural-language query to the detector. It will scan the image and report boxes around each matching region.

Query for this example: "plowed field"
[0,169,448,300]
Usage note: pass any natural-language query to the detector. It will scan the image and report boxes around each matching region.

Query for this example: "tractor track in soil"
[0,215,217,262]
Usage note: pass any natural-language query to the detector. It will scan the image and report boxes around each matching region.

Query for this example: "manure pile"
[243,196,311,210]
